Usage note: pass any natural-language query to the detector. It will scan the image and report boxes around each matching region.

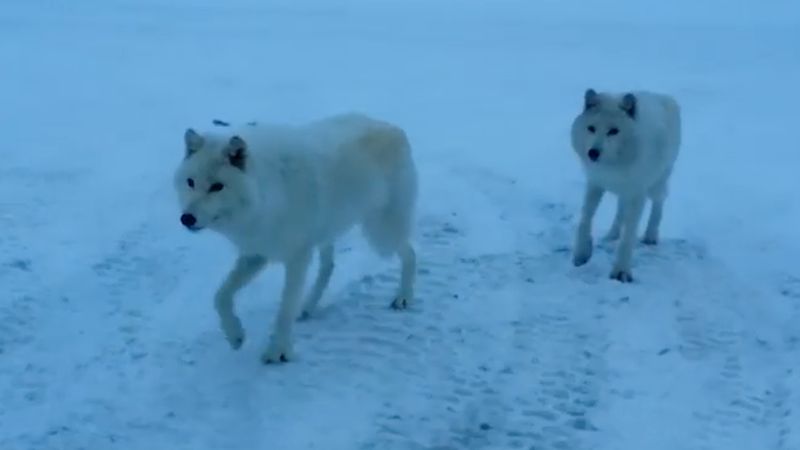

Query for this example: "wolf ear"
[184,128,204,158]
[225,135,247,170]
[584,88,599,111]
[620,93,637,118]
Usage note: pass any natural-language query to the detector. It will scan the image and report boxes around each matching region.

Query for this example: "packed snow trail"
[2,163,796,449]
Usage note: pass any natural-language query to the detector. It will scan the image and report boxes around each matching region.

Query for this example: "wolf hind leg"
[610,195,646,282]
[299,244,335,320]
[643,175,670,245]
[604,197,624,242]
[390,242,416,309]
[642,198,664,245]
[361,179,417,309]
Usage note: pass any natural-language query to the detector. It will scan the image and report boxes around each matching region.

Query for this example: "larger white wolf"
[173,113,418,363]
[570,88,681,282]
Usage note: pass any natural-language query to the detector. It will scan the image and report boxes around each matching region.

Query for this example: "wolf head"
[173,128,257,232]
[570,89,638,165]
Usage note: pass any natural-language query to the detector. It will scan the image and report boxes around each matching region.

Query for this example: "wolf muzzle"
[180,213,197,228]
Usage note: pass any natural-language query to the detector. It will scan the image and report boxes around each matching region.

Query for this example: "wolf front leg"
[262,248,312,364]
[573,184,604,266]
[610,195,646,282]
[214,255,268,349]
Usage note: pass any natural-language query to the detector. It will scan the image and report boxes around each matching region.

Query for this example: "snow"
[1,0,799,449]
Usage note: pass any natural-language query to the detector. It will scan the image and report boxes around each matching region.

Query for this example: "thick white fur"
[570,89,681,282]
[173,113,418,363]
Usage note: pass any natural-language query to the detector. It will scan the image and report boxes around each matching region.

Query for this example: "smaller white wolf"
[570,88,681,282]
[173,113,418,363]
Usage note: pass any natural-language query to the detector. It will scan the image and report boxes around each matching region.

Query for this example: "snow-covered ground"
[2,0,799,448]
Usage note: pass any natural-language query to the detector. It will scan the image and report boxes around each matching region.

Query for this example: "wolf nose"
[180,213,197,228]
[587,148,600,161]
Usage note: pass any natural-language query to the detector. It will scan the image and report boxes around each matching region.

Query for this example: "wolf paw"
[297,303,317,321]
[261,337,294,364]
[572,243,593,266]
[573,235,593,266]
[220,316,245,350]
[609,268,634,283]
[391,297,410,310]
[642,235,658,246]
[572,251,592,267]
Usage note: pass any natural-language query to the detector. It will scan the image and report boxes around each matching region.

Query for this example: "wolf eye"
[607,127,619,136]
[187,178,195,188]
[587,125,596,133]
[208,182,225,193]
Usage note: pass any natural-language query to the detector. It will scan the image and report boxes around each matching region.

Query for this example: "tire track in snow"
[663,255,793,450]
[275,166,609,450]
[128,166,547,450]
[332,216,507,450]
[442,169,610,450]
[776,275,800,449]
[0,168,86,361]
[0,168,115,449]
[4,163,794,450]
[492,171,791,449]
[132,212,499,450]
[1,212,191,450]
[464,165,800,450]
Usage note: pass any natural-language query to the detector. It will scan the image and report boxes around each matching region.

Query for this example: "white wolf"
[570,88,681,282]
[173,113,418,363]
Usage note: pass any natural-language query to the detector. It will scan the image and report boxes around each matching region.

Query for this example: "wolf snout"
[180,213,197,228]
[587,148,600,161]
